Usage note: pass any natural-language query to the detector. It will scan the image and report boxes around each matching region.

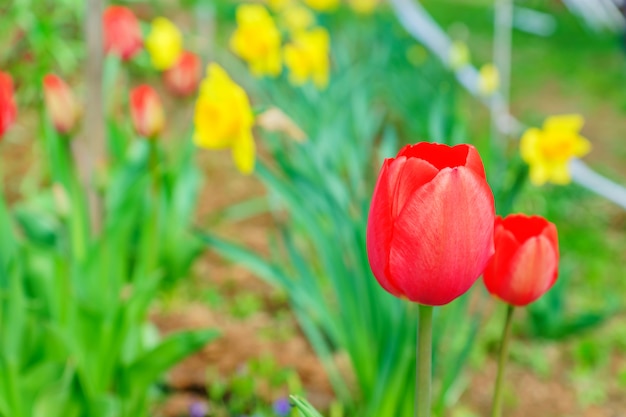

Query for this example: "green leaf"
[0,188,17,271]
[291,396,325,417]
[198,232,291,288]
[121,329,220,394]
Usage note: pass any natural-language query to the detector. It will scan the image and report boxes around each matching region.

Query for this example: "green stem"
[491,304,515,417]
[416,304,433,417]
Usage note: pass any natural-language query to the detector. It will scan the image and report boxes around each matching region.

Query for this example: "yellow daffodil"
[280,5,315,33]
[145,17,183,71]
[193,64,256,174]
[230,4,282,77]
[284,27,330,89]
[304,0,339,12]
[520,114,591,186]
[348,0,379,15]
[478,63,499,96]
[449,41,469,70]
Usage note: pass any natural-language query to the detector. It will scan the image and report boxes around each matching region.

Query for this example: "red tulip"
[43,74,79,134]
[103,6,142,61]
[130,85,165,138]
[483,214,559,307]
[163,51,202,97]
[0,71,17,140]
[366,142,495,306]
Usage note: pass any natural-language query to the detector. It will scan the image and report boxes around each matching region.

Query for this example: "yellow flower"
[478,63,499,96]
[280,5,315,33]
[230,4,282,77]
[284,28,330,88]
[520,114,591,186]
[449,41,469,70]
[348,0,379,15]
[145,17,183,71]
[304,0,339,12]
[193,64,256,174]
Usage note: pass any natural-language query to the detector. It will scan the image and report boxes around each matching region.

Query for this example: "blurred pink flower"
[0,71,17,140]
[130,85,165,138]
[43,74,79,134]
[103,6,143,61]
[164,51,202,97]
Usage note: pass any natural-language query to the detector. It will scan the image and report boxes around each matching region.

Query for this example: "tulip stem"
[491,304,515,417]
[416,304,433,417]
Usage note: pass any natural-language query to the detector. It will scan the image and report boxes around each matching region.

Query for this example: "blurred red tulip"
[163,51,202,97]
[103,6,142,61]
[483,214,559,307]
[0,71,17,140]
[366,142,495,306]
[130,85,164,138]
[43,74,79,134]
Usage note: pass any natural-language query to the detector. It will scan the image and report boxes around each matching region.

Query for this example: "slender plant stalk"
[416,304,433,417]
[491,304,515,417]
[78,0,105,234]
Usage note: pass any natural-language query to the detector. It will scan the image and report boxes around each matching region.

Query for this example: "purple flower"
[273,397,291,416]
[189,401,207,417]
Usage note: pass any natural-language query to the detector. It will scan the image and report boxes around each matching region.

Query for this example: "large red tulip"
[483,214,559,306]
[130,85,164,138]
[43,74,79,134]
[163,51,202,97]
[103,6,143,61]
[0,71,17,140]
[366,142,495,306]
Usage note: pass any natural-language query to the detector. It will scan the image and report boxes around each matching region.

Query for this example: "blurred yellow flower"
[304,0,339,12]
[520,114,591,186]
[478,64,499,96]
[230,4,282,77]
[281,5,315,33]
[348,0,379,15]
[194,64,256,174]
[448,41,469,70]
[145,17,183,71]
[284,28,330,88]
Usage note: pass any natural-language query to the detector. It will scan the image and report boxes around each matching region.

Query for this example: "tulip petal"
[483,227,521,298]
[500,215,559,253]
[367,160,403,297]
[367,156,439,296]
[464,145,487,179]
[389,157,438,218]
[389,167,495,305]
[499,236,558,306]
[398,142,468,170]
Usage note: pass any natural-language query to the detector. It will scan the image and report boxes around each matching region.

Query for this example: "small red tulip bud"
[43,74,79,134]
[483,214,559,307]
[130,85,165,139]
[103,6,143,61]
[163,51,202,97]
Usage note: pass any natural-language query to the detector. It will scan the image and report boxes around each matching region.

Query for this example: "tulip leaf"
[290,396,325,417]
[121,329,219,394]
